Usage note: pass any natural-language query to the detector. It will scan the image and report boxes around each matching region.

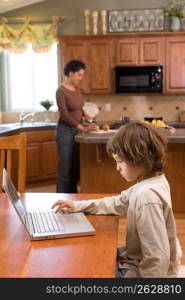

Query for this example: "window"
[2,43,59,111]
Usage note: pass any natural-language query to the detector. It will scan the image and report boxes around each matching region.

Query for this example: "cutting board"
[89,129,117,134]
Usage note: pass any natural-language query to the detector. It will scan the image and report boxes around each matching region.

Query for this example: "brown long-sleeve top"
[56,85,84,127]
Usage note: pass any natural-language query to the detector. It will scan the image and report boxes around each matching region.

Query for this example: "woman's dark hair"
[107,121,167,173]
[64,60,86,76]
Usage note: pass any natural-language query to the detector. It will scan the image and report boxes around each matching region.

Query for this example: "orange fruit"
[102,124,110,131]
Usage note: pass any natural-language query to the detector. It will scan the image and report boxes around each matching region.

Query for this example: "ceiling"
[0,0,46,13]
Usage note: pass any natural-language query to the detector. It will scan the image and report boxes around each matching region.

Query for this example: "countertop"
[0,122,57,136]
[1,121,185,143]
[75,128,185,144]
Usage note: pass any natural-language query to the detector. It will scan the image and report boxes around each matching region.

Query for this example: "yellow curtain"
[0,17,59,53]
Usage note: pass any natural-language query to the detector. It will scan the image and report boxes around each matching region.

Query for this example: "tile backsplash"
[1,94,185,124]
[87,94,185,122]
[1,111,59,124]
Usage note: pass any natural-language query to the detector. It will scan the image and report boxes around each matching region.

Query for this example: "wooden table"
[0,193,118,278]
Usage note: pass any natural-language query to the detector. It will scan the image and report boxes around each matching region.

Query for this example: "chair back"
[0,133,27,193]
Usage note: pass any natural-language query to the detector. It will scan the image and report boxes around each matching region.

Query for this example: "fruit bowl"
[141,119,176,133]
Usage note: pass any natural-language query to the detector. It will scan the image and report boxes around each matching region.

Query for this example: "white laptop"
[2,168,95,240]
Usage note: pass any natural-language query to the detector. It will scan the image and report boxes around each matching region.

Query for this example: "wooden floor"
[118,214,185,265]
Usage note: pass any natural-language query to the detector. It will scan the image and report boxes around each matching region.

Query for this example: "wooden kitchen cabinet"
[116,38,138,65]
[42,141,59,178]
[26,142,42,181]
[60,36,113,94]
[88,39,112,93]
[116,37,163,66]
[60,32,185,95]
[165,37,185,93]
[140,38,163,65]
[60,39,88,93]
[26,130,58,184]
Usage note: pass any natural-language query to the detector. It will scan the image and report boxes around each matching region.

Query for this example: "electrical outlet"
[104,103,111,112]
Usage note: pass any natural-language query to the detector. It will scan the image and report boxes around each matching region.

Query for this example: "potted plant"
[40,99,54,110]
[164,0,185,31]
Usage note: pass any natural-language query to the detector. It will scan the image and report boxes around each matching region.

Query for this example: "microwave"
[115,66,163,93]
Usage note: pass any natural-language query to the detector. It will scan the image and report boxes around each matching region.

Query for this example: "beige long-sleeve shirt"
[73,175,182,278]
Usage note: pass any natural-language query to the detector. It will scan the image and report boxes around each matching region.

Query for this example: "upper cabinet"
[60,37,113,94]
[116,37,163,66]
[60,39,88,93]
[165,37,185,93]
[116,38,138,65]
[140,38,163,66]
[60,33,185,95]
[88,39,113,93]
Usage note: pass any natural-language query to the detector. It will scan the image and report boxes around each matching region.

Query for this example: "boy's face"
[112,154,145,182]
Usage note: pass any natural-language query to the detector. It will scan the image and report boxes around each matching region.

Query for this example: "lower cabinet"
[42,141,59,178]
[26,130,58,184]
[27,142,42,181]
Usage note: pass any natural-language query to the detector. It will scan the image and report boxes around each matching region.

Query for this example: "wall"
[88,94,185,122]
[2,0,167,35]
[1,94,184,123]
[1,111,59,123]
[1,0,185,123]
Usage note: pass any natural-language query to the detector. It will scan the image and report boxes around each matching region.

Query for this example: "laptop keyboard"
[31,210,64,233]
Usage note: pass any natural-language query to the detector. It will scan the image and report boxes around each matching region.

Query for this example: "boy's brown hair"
[107,122,167,173]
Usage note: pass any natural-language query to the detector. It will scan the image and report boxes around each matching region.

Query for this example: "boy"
[52,122,182,278]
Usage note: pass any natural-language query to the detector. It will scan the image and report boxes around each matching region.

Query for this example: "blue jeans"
[116,265,129,278]
[56,123,80,193]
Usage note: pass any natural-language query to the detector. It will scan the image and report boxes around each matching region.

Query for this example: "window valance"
[0,16,65,53]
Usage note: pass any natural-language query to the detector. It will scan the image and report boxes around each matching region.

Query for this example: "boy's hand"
[51,200,74,213]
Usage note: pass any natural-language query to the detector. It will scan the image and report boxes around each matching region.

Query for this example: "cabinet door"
[140,38,163,65]
[61,39,88,92]
[26,143,42,182]
[165,37,185,93]
[116,39,138,65]
[88,39,112,93]
[42,141,59,179]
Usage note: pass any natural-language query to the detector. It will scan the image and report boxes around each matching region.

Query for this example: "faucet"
[20,111,35,125]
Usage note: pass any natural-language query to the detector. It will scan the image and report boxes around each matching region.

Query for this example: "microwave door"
[115,66,163,93]
[116,73,151,93]
[121,74,150,92]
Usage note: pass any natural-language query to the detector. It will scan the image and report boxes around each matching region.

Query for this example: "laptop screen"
[2,168,26,220]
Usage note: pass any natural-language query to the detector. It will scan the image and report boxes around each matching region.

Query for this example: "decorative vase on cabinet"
[170,16,181,31]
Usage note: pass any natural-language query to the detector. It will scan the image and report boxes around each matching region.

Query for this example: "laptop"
[2,168,96,240]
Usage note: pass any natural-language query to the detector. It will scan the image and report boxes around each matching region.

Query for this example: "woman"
[56,60,96,193]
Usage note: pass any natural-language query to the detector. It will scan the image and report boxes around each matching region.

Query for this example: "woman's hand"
[77,123,97,132]
[77,123,86,131]
[51,200,75,213]
[86,123,97,131]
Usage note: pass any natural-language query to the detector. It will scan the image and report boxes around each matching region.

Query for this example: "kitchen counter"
[0,122,57,136]
[1,121,184,138]
[75,128,185,144]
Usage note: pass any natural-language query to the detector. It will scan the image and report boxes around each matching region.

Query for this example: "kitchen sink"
[0,122,56,127]
[0,126,14,131]
[20,122,55,127]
